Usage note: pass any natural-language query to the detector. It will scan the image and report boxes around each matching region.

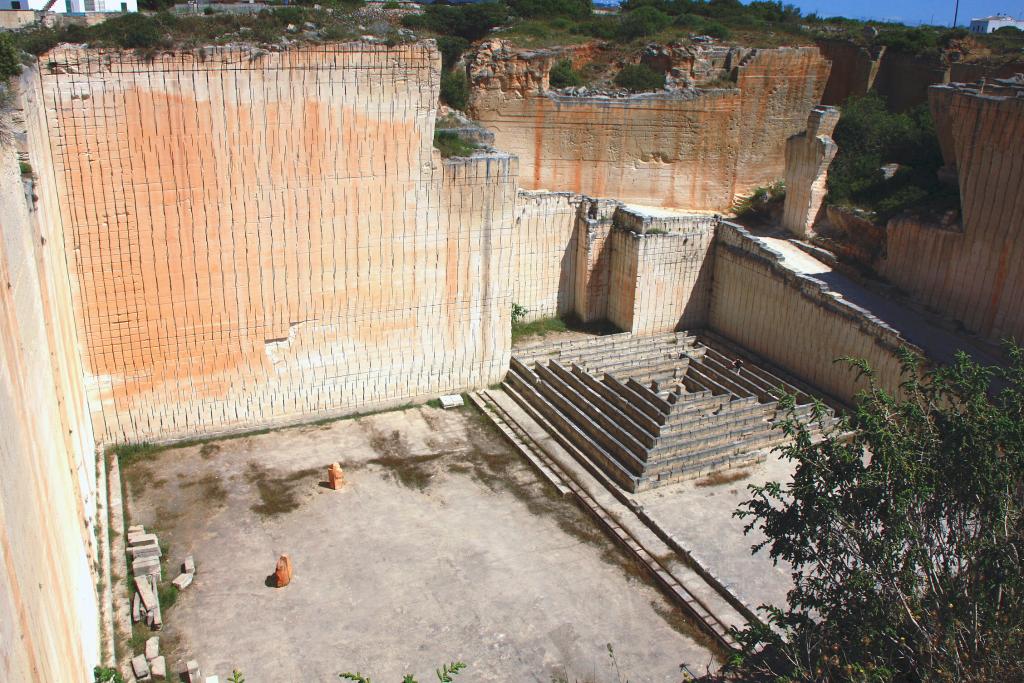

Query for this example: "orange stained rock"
[274,554,293,588]
[327,462,345,490]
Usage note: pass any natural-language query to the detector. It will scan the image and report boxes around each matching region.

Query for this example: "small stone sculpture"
[327,462,345,490]
[274,554,293,588]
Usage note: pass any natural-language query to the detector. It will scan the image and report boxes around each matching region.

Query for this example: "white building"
[0,0,136,12]
[969,14,1024,33]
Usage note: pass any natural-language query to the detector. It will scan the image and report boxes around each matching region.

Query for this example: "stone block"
[134,556,161,578]
[151,656,167,680]
[134,576,158,611]
[184,659,202,682]
[172,573,193,590]
[129,544,162,560]
[145,636,159,661]
[439,394,465,409]
[128,524,145,534]
[132,654,151,681]
[132,592,142,623]
[182,555,195,574]
[128,532,159,547]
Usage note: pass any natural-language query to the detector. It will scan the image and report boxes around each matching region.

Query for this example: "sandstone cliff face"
[469,42,830,211]
[0,66,101,683]
[39,43,515,444]
[878,81,1024,344]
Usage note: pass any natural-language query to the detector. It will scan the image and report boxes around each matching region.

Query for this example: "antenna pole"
[953,0,960,27]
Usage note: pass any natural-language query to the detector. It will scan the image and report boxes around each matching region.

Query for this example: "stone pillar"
[782,106,840,237]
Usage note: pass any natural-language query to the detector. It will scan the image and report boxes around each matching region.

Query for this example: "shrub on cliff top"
[440,69,469,111]
[433,130,477,159]
[402,2,507,42]
[548,59,583,88]
[507,0,591,20]
[617,6,672,41]
[0,33,23,81]
[613,63,666,92]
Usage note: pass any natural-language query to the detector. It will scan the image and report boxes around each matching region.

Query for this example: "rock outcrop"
[782,106,840,237]
[469,41,831,211]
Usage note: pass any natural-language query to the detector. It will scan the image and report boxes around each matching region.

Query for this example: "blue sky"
[777,1,1022,26]
[598,1,1024,27]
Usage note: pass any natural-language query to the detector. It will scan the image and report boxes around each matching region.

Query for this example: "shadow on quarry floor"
[118,404,718,682]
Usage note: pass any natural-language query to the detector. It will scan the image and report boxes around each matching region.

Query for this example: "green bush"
[827,92,957,220]
[548,59,582,88]
[875,27,939,56]
[580,16,619,40]
[440,69,469,111]
[613,63,666,92]
[0,33,20,81]
[94,666,125,683]
[436,36,469,71]
[733,180,785,218]
[402,2,507,42]
[433,130,477,158]
[617,6,672,41]
[507,0,590,19]
[95,13,164,49]
[702,20,732,40]
[138,0,175,11]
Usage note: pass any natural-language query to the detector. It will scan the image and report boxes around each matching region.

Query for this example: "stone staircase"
[505,332,835,492]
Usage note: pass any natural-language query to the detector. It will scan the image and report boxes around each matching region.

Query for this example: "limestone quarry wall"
[470,46,830,211]
[510,191,581,321]
[0,67,100,683]
[709,223,911,404]
[818,37,1024,110]
[606,211,716,335]
[877,84,1024,344]
[607,227,714,335]
[40,43,515,444]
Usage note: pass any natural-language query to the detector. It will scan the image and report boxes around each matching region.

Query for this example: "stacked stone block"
[607,209,716,334]
[506,332,834,491]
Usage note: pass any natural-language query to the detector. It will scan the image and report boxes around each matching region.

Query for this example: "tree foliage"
[439,69,469,111]
[613,64,666,91]
[0,33,21,81]
[731,347,1024,682]
[548,59,583,88]
[506,0,590,20]
[402,2,507,42]
[827,92,958,221]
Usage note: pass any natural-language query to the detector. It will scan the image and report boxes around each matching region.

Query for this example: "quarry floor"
[121,404,719,682]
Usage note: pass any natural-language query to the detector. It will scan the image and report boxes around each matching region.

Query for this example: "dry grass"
[694,468,752,488]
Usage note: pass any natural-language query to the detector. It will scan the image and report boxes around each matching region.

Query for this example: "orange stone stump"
[274,554,293,588]
[327,462,345,490]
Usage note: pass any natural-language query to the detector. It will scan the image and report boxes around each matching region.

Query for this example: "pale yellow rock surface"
[470,42,831,211]
[39,43,515,444]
